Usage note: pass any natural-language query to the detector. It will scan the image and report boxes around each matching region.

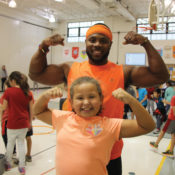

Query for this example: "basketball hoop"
[148,0,158,31]
[148,0,175,31]
[152,23,157,30]
[137,26,153,31]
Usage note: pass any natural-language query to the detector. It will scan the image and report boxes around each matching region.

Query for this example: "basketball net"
[159,0,174,28]
[148,0,174,31]
[148,0,159,30]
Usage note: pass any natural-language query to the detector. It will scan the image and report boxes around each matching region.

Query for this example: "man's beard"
[86,50,110,65]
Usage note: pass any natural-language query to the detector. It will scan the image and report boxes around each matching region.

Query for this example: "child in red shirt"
[1,71,33,175]
[0,80,17,156]
[150,95,175,157]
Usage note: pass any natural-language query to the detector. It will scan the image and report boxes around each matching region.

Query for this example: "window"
[67,21,104,42]
[169,23,175,33]
[137,16,175,40]
[68,28,78,37]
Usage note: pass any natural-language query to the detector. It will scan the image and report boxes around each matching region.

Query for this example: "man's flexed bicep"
[123,31,169,88]
[124,65,167,88]
[29,62,73,86]
[29,33,73,86]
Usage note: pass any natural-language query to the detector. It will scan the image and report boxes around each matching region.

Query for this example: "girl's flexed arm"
[112,88,155,139]
[33,87,63,125]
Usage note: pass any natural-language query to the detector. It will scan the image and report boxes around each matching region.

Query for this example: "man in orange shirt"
[29,23,169,175]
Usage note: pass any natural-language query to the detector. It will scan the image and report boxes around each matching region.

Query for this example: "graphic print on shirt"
[85,123,103,136]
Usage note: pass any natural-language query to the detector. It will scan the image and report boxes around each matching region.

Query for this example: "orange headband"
[86,24,112,41]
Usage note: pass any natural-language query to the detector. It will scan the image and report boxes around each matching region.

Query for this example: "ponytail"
[9,71,30,96]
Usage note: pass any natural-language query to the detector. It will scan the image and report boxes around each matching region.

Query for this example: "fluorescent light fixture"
[9,0,17,8]
[49,15,56,23]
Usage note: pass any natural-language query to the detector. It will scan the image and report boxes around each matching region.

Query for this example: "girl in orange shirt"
[33,76,155,175]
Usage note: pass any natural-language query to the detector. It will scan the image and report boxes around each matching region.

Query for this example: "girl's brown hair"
[9,71,30,96]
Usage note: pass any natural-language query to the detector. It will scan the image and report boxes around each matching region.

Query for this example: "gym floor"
[0,90,174,175]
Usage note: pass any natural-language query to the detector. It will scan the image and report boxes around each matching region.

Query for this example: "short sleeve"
[3,89,9,101]
[52,110,73,130]
[144,89,148,95]
[106,118,123,141]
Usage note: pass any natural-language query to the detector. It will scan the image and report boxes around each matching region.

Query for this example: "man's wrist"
[140,37,149,46]
[39,43,49,54]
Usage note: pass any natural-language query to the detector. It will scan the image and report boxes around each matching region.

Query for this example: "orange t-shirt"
[67,61,124,159]
[52,110,122,175]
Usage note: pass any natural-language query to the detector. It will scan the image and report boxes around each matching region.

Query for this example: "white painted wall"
[0,15,52,88]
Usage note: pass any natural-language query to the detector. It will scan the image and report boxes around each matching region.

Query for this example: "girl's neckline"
[74,114,103,121]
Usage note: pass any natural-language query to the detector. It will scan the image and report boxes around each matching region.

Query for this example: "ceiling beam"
[114,0,136,21]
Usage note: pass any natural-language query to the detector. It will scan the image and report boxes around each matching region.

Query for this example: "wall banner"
[63,47,71,58]
[72,47,79,59]
[164,45,172,59]
[173,46,175,59]
[80,49,87,59]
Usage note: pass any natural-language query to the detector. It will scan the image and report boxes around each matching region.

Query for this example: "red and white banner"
[63,47,71,59]
[72,47,79,59]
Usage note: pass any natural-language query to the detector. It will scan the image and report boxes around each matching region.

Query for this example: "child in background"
[33,76,155,175]
[163,81,175,113]
[0,80,17,156]
[0,77,34,163]
[137,87,148,108]
[1,71,33,175]
[150,95,175,157]
[152,88,166,134]
[146,87,155,115]
[0,80,11,147]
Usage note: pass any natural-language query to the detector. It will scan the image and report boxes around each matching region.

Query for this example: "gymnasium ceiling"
[0,0,174,23]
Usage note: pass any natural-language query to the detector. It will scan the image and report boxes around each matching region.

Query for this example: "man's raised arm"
[29,34,71,85]
[123,31,169,87]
